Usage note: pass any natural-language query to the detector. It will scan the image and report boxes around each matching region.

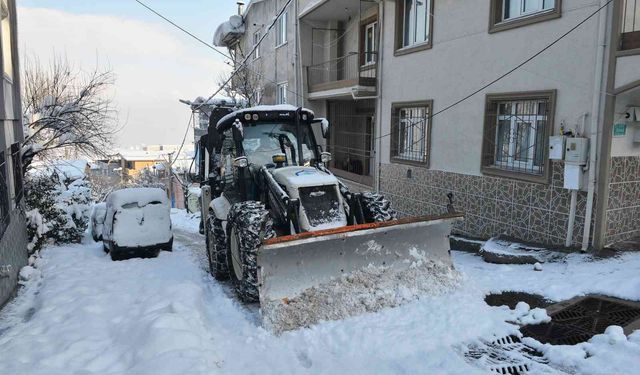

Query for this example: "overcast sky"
[17,0,238,147]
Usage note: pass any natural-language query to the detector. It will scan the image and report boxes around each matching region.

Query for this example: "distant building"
[0,0,27,307]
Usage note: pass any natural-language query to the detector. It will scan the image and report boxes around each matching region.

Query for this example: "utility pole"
[168,152,175,208]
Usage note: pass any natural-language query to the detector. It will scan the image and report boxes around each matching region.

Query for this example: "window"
[620,0,640,51]
[0,151,10,238]
[482,91,556,182]
[363,21,378,65]
[10,143,21,202]
[390,101,432,165]
[1,0,13,79]
[276,12,287,46]
[489,0,561,33]
[276,82,287,104]
[395,0,433,54]
[252,30,261,59]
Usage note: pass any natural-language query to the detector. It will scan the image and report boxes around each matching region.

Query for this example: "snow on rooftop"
[33,159,89,181]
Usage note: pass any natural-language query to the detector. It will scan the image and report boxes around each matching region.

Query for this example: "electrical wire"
[390,0,615,155]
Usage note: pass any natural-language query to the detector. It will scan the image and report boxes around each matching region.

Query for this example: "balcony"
[306,52,377,98]
[621,0,640,51]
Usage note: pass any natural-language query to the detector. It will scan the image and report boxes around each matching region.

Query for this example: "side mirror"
[320,118,330,139]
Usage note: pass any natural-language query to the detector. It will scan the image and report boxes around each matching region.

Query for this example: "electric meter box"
[549,136,565,160]
[564,138,589,165]
[564,163,583,190]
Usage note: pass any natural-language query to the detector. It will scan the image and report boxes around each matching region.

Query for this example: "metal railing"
[307,52,377,92]
[621,0,640,50]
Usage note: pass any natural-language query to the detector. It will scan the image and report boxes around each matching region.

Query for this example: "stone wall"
[380,162,593,248]
[0,208,28,308]
[604,156,640,245]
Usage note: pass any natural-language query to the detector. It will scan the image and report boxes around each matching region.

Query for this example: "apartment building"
[215,0,300,107]
[0,0,27,307]
[215,0,640,250]
[372,0,640,250]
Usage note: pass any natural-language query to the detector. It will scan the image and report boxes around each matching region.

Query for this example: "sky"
[17,0,239,148]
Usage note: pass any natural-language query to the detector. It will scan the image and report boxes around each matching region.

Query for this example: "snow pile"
[507,302,551,326]
[528,327,640,375]
[480,236,566,264]
[262,259,461,333]
[18,265,40,283]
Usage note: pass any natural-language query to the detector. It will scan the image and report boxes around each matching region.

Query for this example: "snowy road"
[0,210,639,374]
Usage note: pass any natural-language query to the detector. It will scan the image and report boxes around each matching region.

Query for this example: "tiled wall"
[604,156,640,245]
[0,208,28,307]
[380,162,593,248]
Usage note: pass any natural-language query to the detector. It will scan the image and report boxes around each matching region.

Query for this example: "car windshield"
[242,122,316,167]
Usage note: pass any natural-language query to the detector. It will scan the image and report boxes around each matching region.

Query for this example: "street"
[0,211,638,374]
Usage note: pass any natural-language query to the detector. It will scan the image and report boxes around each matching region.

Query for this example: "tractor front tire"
[361,192,397,223]
[226,201,275,303]
[206,215,229,280]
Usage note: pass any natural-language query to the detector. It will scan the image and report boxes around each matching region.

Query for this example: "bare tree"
[21,55,120,172]
[216,63,263,107]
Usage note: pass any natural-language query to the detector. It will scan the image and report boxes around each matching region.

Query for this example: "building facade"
[0,0,27,307]
[216,0,301,107]
[215,0,640,250]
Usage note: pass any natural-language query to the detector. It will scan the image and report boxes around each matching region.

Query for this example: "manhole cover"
[521,296,640,345]
[463,335,555,374]
[485,292,553,310]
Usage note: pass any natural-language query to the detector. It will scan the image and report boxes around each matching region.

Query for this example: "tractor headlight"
[320,152,332,163]
[233,156,248,168]
[272,153,286,164]
[252,114,259,121]
[244,113,252,121]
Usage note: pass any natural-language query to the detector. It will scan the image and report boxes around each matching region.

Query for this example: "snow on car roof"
[107,188,168,208]
[217,105,315,130]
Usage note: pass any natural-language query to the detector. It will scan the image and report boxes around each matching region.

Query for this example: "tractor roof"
[216,105,315,132]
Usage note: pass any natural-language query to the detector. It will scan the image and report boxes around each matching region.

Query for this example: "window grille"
[391,103,431,165]
[482,91,555,181]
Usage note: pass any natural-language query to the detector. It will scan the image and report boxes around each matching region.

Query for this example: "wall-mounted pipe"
[582,0,609,251]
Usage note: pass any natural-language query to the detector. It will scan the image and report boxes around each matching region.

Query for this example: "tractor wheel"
[226,201,275,303]
[361,192,397,223]
[206,215,229,280]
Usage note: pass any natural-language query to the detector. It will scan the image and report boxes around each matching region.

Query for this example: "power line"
[391,0,615,154]
[133,0,303,104]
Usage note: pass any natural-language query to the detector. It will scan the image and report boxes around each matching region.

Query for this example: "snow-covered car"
[102,188,173,261]
[90,202,107,242]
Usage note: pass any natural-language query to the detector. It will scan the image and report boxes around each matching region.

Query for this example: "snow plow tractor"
[198,105,463,332]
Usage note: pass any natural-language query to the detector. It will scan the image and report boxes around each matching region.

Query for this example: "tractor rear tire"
[361,192,397,223]
[206,215,229,280]
[226,201,275,303]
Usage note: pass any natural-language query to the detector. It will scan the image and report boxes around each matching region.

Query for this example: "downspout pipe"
[582,0,609,251]
[375,0,385,193]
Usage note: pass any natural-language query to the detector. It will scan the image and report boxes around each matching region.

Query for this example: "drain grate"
[521,296,640,345]
[464,335,553,374]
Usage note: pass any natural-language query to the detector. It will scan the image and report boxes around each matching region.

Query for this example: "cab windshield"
[242,122,317,167]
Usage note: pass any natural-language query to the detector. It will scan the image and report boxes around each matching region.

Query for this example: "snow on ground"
[0,210,639,374]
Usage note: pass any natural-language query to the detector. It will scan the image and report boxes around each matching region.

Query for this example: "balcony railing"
[306,52,377,93]
[621,0,640,51]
